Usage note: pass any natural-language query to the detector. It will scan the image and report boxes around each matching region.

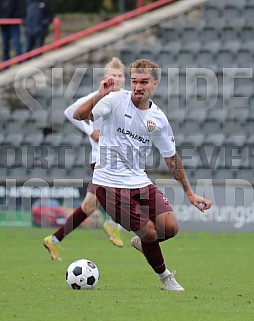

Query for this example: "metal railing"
[0,0,174,71]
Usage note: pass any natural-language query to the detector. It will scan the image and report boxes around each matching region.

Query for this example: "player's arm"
[73,76,115,121]
[64,103,94,136]
[164,153,212,212]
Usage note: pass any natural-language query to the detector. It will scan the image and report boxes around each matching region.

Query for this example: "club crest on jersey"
[147,120,156,132]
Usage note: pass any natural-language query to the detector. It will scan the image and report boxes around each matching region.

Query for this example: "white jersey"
[64,91,101,164]
[92,90,176,188]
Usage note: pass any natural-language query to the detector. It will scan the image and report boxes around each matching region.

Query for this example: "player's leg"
[132,221,184,292]
[132,218,183,291]
[88,184,124,247]
[130,185,184,291]
[43,191,98,261]
[155,210,179,241]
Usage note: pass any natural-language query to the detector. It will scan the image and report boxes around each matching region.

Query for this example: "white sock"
[51,235,60,244]
[157,269,171,281]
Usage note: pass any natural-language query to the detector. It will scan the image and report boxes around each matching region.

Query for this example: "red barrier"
[0,0,175,71]
[0,17,61,41]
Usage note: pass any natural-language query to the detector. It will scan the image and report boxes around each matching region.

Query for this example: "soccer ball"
[66,259,99,290]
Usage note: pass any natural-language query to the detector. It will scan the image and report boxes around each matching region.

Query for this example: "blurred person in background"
[23,0,54,52]
[44,57,126,261]
[0,0,26,61]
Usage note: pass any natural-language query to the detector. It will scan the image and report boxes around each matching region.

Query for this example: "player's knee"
[81,200,97,216]
[158,222,179,241]
[168,223,179,238]
[139,220,157,241]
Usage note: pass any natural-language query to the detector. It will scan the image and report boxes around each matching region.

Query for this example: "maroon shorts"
[87,183,173,231]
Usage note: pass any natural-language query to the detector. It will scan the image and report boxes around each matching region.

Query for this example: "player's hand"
[90,129,100,142]
[188,194,212,212]
[98,76,115,97]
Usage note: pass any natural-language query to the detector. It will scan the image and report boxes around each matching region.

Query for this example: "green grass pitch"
[0,227,253,321]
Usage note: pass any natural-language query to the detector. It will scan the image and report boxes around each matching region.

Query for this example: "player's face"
[105,68,125,91]
[130,72,158,108]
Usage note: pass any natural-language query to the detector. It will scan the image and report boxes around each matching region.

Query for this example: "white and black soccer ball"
[66,259,99,290]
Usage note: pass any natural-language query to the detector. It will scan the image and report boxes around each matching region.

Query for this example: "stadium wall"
[0,179,253,231]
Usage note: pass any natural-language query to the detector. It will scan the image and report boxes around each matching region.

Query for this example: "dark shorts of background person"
[87,183,173,231]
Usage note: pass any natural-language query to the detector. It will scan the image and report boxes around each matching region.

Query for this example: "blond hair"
[129,59,161,81]
[104,57,125,73]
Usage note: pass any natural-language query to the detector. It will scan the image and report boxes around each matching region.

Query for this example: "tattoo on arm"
[165,153,192,193]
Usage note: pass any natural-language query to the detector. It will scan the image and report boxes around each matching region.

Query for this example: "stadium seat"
[202,120,222,136]
[203,1,223,23]
[118,44,139,65]
[225,104,249,125]
[70,165,92,180]
[47,105,67,131]
[25,108,48,131]
[177,42,200,68]
[200,20,222,44]
[234,168,254,181]
[56,152,76,170]
[22,130,44,146]
[187,107,207,124]
[222,120,243,136]
[223,3,244,21]
[27,151,55,179]
[239,21,254,43]
[0,147,20,169]
[198,144,220,169]
[75,66,94,89]
[182,154,199,169]
[43,133,62,146]
[180,21,204,44]
[203,133,225,146]
[197,41,220,67]
[216,41,241,68]
[181,120,203,136]
[158,42,181,68]
[139,44,160,61]
[243,4,254,23]
[233,82,253,101]
[153,91,167,111]
[220,22,241,44]
[213,168,235,180]
[243,117,254,136]
[60,132,84,148]
[156,154,169,173]
[194,168,213,180]
[245,133,254,147]
[160,21,183,44]
[7,167,28,180]
[167,108,186,126]
[237,41,254,67]
[224,134,246,147]
[62,119,83,135]
[180,133,205,146]
[4,120,23,135]
[27,166,51,179]
[174,133,185,146]
[12,108,31,124]
[0,133,5,146]
[2,132,24,147]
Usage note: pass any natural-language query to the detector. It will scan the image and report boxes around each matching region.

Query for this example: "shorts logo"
[163,196,169,205]
[147,120,156,132]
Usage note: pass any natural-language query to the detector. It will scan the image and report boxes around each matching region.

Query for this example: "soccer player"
[43,57,125,261]
[73,59,212,291]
